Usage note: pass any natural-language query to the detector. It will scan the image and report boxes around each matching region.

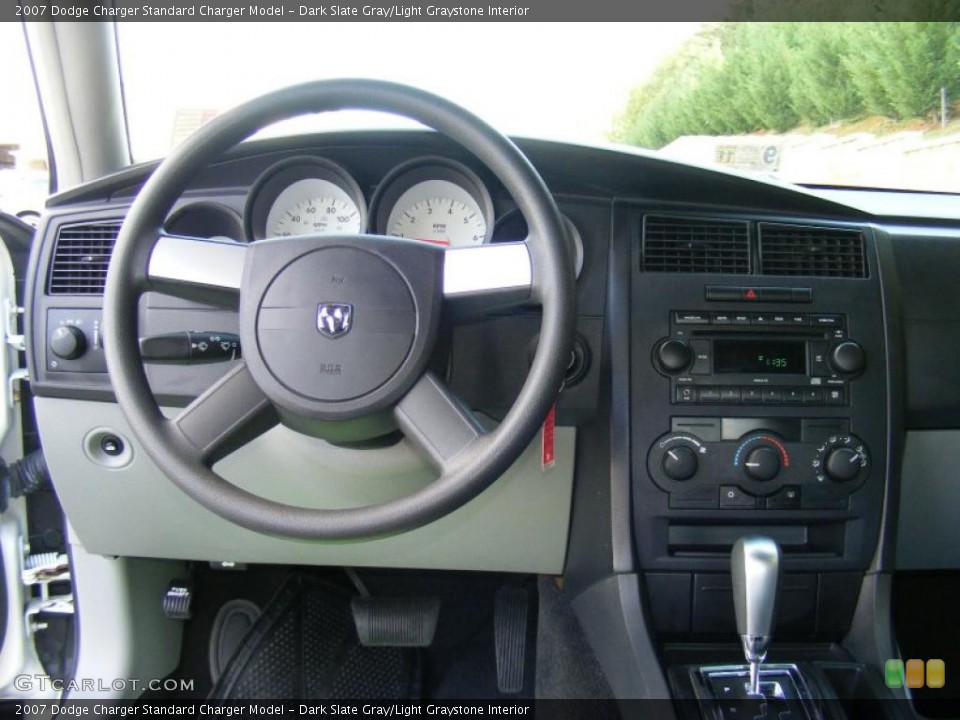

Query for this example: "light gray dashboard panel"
[896,430,960,569]
[37,397,576,573]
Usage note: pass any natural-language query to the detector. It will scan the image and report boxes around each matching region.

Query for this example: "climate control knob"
[813,434,869,485]
[743,446,781,481]
[829,340,866,375]
[655,339,693,374]
[50,325,87,360]
[662,445,698,481]
[824,447,864,482]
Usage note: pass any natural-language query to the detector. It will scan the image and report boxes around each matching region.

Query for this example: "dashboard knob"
[662,445,698,481]
[655,339,693,374]
[829,341,866,375]
[743,446,781,481]
[50,325,87,360]
[824,447,863,482]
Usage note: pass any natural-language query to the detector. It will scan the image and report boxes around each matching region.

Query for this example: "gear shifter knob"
[731,536,780,694]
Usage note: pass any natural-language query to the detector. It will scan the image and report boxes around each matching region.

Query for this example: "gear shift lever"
[731,536,780,696]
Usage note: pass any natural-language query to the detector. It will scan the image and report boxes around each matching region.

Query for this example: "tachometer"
[371,158,494,248]
[245,157,366,240]
[387,180,486,247]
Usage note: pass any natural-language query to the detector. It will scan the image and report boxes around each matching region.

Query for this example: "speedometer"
[266,180,362,237]
[386,180,486,247]
[371,158,494,248]
[245,157,367,240]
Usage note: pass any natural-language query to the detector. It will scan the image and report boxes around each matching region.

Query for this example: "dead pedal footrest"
[350,596,440,647]
[494,586,529,694]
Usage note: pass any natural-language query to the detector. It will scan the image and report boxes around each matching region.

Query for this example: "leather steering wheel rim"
[103,79,576,540]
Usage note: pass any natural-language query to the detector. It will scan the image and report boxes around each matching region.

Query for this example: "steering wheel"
[103,79,576,540]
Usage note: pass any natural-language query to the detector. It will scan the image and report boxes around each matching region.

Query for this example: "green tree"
[614,22,960,149]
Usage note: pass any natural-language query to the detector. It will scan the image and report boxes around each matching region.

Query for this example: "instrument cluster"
[165,154,584,274]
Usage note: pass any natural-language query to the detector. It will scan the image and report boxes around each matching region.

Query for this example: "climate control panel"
[647,417,869,511]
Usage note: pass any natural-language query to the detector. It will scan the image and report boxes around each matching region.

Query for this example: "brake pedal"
[350,596,440,647]
[494,585,529,693]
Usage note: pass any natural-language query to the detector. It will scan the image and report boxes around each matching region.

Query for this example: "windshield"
[118,21,960,194]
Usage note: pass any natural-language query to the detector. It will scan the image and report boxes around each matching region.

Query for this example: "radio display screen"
[714,339,806,375]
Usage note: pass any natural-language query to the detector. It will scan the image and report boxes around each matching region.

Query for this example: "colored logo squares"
[885,658,945,689]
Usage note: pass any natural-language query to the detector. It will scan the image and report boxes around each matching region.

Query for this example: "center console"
[628,213,898,717]
[630,212,891,656]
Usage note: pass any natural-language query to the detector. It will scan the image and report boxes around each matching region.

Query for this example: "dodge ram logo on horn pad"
[317,303,354,339]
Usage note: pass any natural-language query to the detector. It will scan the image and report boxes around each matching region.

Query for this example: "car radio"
[652,310,866,407]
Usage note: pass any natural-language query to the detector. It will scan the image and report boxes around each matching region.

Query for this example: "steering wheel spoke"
[394,371,486,473]
[170,362,278,465]
[442,242,533,314]
[148,233,247,307]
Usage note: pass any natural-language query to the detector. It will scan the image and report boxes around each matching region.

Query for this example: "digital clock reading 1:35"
[714,339,806,375]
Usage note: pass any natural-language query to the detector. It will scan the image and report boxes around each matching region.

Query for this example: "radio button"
[802,388,824,404]
[676,386,697,404]
[783,388,804,403]
[809,341,831,376]
[720,387,741,404]
[732,313,751,325]
[699,387,722,403]
[741,387,764,404]
[712,312,732,325]
[751,313,772,325]
[690,340,712,375]
[790,314,808,326]
[825,387,846,406]
[771,314,790,325]
[811,314,843,328]
[762,388,784,403]
[675,311,710,325]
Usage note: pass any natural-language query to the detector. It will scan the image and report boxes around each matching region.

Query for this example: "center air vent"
[642,216,750,274]
[759,223,867,278]
[47,220,122,295]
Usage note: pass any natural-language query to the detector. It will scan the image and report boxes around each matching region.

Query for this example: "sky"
[116,22,703,160]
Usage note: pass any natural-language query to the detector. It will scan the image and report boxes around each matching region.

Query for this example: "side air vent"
[759,223,867,278]
[642,216,750,274]
[47,220,122,295]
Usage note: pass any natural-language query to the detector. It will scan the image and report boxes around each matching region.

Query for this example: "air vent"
[759,223,867,278]
[47,220,121,295]
[643,216,750,274]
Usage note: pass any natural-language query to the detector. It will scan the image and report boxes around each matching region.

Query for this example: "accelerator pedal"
[494,585,529,694]
[350,596,440,647]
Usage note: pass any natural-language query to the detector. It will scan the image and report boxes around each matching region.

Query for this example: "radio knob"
[743,446,781,481]
[829,341,866,375]
[50,325,87,360]
[655,339,693,374]
[823,447,863,482]
[662,445,698,481]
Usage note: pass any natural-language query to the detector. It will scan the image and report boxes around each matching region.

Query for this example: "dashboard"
[20,130,960,642]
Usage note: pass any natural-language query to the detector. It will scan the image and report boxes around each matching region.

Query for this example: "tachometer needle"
[415,238,450,246]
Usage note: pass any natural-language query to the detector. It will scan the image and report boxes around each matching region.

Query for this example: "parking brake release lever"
[731,535,780,696]
[139,331,240,364]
